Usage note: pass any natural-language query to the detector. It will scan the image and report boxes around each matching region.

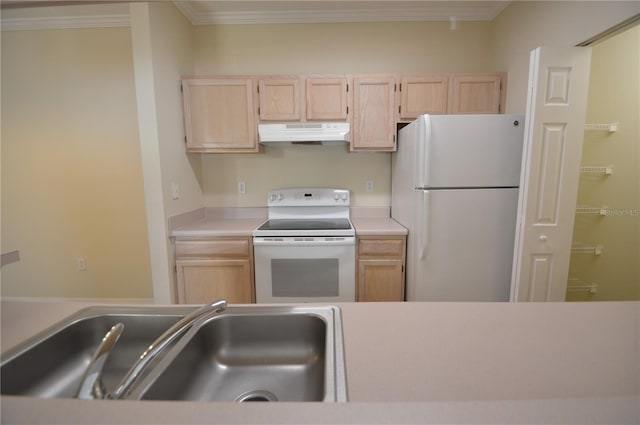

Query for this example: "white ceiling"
[0,1,511,30]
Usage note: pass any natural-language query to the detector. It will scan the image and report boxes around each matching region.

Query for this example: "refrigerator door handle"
[419,190,430,260]
[416,115,431,188]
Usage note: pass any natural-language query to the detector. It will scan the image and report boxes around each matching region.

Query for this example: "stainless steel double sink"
[1,304,347,402]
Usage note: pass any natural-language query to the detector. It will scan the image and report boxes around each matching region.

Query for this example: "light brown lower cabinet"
[174,237,255,304]
[356,235,406,302]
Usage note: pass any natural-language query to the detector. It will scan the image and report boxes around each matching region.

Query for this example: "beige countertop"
[2,300,639,424]
[350,217,407,236]
[169,208,406,237]
[170,217,266,237]
[169,207,266,237]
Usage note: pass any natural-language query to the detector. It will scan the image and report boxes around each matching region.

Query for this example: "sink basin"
[0,306,192,398]
[131,306,344,402]
[1,308,187,398]
[1,305,347,402]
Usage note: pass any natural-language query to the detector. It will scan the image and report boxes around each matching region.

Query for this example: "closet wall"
[567,24,640,301]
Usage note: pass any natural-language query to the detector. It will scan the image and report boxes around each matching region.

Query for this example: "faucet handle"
[75,323,125,399]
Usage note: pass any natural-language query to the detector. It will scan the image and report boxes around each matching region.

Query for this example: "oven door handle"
[253,237,355,246]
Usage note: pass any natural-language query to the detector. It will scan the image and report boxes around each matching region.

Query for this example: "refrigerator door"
[408,187,519,301]
[417,114,525,188]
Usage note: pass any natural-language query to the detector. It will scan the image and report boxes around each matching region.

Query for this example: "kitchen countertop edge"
[168,207,407,237]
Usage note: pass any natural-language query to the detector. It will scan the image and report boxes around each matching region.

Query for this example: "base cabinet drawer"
[175,238,251,258]
[174,237,255,304]
[356,236,406,302]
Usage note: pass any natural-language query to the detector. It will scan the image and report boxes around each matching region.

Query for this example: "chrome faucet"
[75,299,227,400]
[75,322,124,399]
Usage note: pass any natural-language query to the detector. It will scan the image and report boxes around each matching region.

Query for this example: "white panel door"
[510,47,591,302]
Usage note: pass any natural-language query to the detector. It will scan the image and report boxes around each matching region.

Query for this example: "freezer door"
[408,188,519,301]
[419,114,525,188]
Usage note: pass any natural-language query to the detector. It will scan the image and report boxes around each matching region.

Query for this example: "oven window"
[271,259,339,297]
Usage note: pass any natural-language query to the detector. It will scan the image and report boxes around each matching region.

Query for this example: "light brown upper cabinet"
[181,78,258,153]
[305,78,349,121]
[398,74,449,121]
[181,73,507,154]
[351,76,397,152]
[448,74,503,114]
[258,78,301,121]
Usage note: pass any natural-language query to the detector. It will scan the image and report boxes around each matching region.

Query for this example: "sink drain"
[235,390,278,403]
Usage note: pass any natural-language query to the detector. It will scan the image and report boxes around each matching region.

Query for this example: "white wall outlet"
[238,181,246,194]
[171,182,180,200]
[366,180,374,193]
[77,257,87,271]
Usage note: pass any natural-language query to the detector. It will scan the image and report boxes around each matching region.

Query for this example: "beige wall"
[193,21,494,207]
[130,2,198,303]
[193,21,493,75]
[1,27,153,299]
[148,4,200,218]
[202,145,390,207]
[491,1,640,113]
[568,24,640,301]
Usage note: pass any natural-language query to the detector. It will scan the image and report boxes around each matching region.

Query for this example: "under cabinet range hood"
[258,123,350,144]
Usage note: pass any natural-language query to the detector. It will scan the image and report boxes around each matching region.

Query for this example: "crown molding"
[0,2,509,30]
[1,13,130,31]
[173,2,509,25]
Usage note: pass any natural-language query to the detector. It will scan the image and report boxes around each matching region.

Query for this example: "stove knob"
[340,193,348,201]
[334,193,340,201]
[278,193,285,201]
[269,193,277,202]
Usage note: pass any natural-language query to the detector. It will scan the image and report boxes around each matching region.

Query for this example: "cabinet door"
[306,78,349,120]
[181,78,257,153]
[448,74,502,114]
[356,236,406,302]
[358,260,404,301]
[258,78,301,121]
[177,259,254,304]
[351,76,397,151]
[399,75,448,120]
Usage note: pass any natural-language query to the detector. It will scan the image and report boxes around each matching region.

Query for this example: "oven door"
[253,236,355,303]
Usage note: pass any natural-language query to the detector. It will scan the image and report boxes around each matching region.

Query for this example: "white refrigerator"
[391,114,525,301]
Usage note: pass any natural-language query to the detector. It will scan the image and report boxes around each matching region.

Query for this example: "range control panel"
[267,188,350,206]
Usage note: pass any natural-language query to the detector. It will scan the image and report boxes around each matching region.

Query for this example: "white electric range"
[253,188,356,303]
